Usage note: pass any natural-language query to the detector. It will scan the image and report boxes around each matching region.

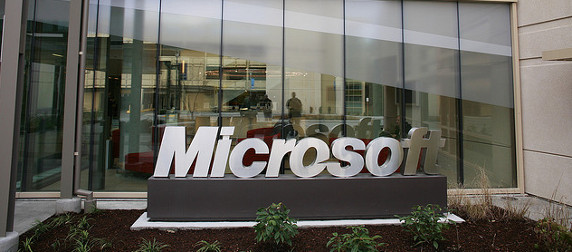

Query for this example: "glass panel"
[17,0,69,191]
[346,0,402,145]
[403,1,459,185]
[84,0,160,191]
[284,0,343,172]
[459,3,516,188]
[221,0,282,163]
[157,0,222,175]
[81,0,107,190]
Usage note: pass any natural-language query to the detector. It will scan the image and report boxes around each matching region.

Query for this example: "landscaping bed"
[18,205,554,252]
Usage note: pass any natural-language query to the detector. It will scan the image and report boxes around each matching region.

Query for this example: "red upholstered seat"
[238,127,280,166]
[124,151,155,174]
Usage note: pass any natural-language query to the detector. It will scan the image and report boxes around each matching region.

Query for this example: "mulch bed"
[20,207,541,251]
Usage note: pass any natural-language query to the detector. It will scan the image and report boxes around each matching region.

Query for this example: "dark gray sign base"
[147,173,447,221]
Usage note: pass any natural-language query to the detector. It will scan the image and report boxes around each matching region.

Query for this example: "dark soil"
[20,207,541,251]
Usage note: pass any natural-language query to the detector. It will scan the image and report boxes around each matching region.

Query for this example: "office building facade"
[2,0,520,193]
[1,0,571,238]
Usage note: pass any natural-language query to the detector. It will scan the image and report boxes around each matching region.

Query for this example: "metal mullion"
[20,0,38,192]
[342,0,347,136]
[279,0,285,174]
[75,0,89,192]
[217,0,224,127]
[218,0,224,127]
[88,0,101,190]
[510,2,524,193]
[0,0,28,237]
[281,0,285,138]
[60,0,85,198]
[400,0,406,139]
[153,0,162,165]
[456,2,465,186]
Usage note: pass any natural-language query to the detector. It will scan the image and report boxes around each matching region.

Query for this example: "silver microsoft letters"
[153,126,445,178]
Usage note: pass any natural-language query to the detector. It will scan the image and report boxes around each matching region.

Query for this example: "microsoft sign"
[148,126,447,221]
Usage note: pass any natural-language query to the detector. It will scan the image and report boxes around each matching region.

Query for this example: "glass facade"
[459,3,515,188]
[403,1,461,186]
[16,0,70,192]
[13,0,517,193]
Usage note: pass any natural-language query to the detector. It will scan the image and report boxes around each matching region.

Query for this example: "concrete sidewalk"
[14,200,56,234]
[491,194,572,229]
[14,199,147,234]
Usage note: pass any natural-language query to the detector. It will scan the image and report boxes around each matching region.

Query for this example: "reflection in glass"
[284,0,344,171]
[73,0,517,191]
[403,1,459,185]
[81,0,102,190]
[460,3,516,188]
[17,0,69,191]
[83,1,160,191]
[156,0,222,176]
[346,0,402,145]
[222,0,282,144]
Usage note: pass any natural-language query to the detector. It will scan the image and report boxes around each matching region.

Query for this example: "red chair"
[124,125,184,174]
[238,127,280,167]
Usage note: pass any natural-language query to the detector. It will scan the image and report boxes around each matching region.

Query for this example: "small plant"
[51,240,62,251]
[50,213,73,227]
[31,220,52,238]
[70,229,110,252]
[254,202,298,246]
[67,216,92,239]
[399,204,451,250]
[534,218,572,252]
[59,215,110,252]
[20,237,34,252]
[195,240,222,252]
[503,196,531,220]
[87,205,103,215]
[544,184,571,229]
[67,226,84,241]
[448,166,498,221]
[72,239,94,252]
[326,226,386,252]
[19,217,59,252]
[70,230,92,252]
[76,216,92,230]
[135,238,169,252]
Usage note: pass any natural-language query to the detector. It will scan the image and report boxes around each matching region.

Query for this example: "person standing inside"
[286,92,302,125]
[260,94,273,121]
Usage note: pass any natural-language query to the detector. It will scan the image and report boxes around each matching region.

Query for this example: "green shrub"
[254,202,298,246]
[399,204,450,249]
[534,218,572,252]
[327,226,386,252]
[195,240,222,252]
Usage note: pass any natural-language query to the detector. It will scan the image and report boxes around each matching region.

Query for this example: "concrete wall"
[518,0,572,205]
